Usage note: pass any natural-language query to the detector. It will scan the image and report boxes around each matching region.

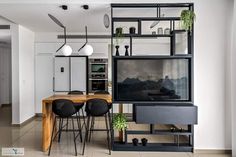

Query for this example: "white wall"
[194,0,232,150]
[231,1,236,156]
[18,25,35,123]
[0,43,11,106]
[11,24,20,124]
[2,22,36,124]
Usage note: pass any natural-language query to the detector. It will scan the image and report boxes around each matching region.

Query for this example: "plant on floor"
[112,113,127,131]
[180,10,196,32]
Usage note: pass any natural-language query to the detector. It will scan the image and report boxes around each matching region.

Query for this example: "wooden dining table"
[41,94,112,152]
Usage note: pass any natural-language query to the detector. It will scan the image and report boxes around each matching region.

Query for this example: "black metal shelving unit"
[111,3,195,152]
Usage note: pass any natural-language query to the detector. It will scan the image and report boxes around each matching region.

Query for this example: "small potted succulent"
[112,113,128,142]
[180,10,196,32]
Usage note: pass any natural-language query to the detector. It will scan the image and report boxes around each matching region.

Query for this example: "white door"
[70,57,87,92]
[54,57,70,91]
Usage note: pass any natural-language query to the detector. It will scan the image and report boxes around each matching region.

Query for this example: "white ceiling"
[0,0,188,33]
[0,3,111,32]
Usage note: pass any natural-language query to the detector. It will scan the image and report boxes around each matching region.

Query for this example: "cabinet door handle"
[53,77,55,92]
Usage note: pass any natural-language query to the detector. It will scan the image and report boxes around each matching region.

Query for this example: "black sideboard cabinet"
[133,104,198,125]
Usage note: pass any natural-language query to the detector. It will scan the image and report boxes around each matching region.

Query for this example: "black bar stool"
[67,90,86,141]
[48,99,79,156]
[82,98,111,155]
[89,91,112,141]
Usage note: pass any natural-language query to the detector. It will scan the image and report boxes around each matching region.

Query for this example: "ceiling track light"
[60,5,68,10]
[48,14,72,56]
[82,5,89,10]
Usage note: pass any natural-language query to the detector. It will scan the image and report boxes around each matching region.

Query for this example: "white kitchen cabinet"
[54,56,88,92]
[54,57,70,91]
[70,57,87,92]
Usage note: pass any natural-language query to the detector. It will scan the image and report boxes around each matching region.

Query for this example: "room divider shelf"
[111,2,195,152]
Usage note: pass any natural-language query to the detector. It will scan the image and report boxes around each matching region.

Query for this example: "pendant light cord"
[85,26,88,43]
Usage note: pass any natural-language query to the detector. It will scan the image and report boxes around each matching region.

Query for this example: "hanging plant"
[180,10,196,32]
[112,113,128,131]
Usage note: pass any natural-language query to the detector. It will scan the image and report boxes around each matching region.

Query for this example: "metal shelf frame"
[110,3,195,153]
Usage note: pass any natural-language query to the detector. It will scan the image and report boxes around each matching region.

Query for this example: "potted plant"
[112,113,128,142]
[114,27,125,56]
[180,10,196,32]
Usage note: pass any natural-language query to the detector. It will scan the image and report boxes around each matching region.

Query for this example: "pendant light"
[48,14,72,56]
[78,26,93,56]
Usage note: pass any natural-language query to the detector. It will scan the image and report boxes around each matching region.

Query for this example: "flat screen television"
[113,57,191,102]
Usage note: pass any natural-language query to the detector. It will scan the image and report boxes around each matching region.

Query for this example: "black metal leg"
[105,114,111,155]
[66,118,69,132]
[76,112,83,142]
[108,111,112,144]
[89,117,95,142]
[82,115,90,155]
[58,118,63,142]
[71,117,77,156]
[81,109,86,130]
[48,117,57,156]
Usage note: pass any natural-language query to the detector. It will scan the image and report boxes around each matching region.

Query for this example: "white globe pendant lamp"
[78,26,93,56]
[61,44,72,56]
[48,14,72,56]
[80,44,93,56]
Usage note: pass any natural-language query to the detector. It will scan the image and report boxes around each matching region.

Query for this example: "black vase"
[141,138,148,146]
[115,45,120,56]
[132,138,139,146]
[129,27,136,34]
[125,45,129,56]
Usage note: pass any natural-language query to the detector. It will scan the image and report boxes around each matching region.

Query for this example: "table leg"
[42,102,55,152]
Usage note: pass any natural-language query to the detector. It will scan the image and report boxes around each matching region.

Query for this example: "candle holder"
[115,45,120,56]
[125,45,129,56]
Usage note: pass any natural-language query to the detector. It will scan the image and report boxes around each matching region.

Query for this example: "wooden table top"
[42,94,112,104]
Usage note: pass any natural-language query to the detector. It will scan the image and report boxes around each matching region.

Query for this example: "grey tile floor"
[0,106,232,157]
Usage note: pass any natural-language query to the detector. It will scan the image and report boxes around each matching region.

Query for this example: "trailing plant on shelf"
[180,10,196,32]
[112,113,128,131]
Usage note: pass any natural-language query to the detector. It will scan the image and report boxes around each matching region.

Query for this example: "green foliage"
[180,10,196,31]
[115,27,124,45]
[112,113,128,131]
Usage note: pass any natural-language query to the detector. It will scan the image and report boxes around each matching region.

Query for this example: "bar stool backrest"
[85,98,109,116]
[52,99,77,118]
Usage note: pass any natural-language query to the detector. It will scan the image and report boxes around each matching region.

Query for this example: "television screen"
[113,58,190,102]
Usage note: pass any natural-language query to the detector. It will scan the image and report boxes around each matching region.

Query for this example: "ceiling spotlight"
[60,5,68,10]
[82,5,89,10]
